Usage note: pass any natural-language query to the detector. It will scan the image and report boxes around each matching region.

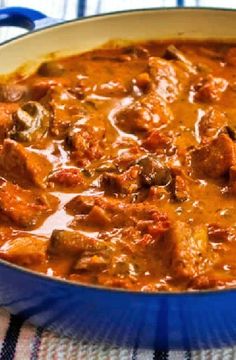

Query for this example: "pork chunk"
[171,175,189,202]
[84,205,112,228]
[48,167,85,189]
[197,108,227,143]
[164,221,212,279]
[142,129,173,154]
[0,235,47,266]
[115,91,173,134]
[67,195,170,238]
[0,179,58,228]
[0,103,18,140]
[193,75,228,103]
[148,57,179,102]
[67,125,105,166]
[66,195,95,215]
[0,139,52,188]
[49,86,86,137]
[102,165,141,194]
[192,133,236,178]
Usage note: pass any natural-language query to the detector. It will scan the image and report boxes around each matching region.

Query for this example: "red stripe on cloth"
[0,309,10,354]
[14,321,37,360]
[30,327,43,360]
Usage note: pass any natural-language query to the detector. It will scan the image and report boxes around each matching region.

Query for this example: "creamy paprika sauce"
[0,40,236,291]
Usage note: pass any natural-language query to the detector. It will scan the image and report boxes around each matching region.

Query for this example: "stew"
[1,40,236,292]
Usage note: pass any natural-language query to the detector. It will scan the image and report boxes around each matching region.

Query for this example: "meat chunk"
[115,91,172,134]
[190,271,235,290]
[148,57,179,102]
[48,168,85,188]
[189,274,219,290]
[67,197,112,230]
[171,175,189,202]
[208,223,230,243]
[193,75,228,103]
[0,179,58,228]
[134,72,152,94]
[67,125,105,166]
[114,146,144,171]
[95,81,128,97]
[102,165,141,194]
[68,195,170,238]
[225,47,236,66]
[74,253,109,271]
[66,196,113,230]
[115,102,151,134]
[48,230,106,256]
[84,205,111,228]
[142,129,173,154]
[0,139,52,188]
[191,133,236,178]
[49,86,86,137]
[0,103,18,140]
[73,204,170,237]
[66,195,95,215]
[197,108,227,143]
[164,221,212,279]
[0,235,47,266]
[140,211,170,239]
[117,102,152,133]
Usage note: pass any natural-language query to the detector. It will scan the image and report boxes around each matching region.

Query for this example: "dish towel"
[1,0,236,359]
[0,307,236,359]
[0,309,236,360]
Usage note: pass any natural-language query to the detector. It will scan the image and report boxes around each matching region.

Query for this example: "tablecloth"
[1,1,236,359]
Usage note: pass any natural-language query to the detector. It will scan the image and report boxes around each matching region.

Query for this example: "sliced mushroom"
[224,125,236,141]
[164,44,197,73]
[137,156,172,187]
[37,61,65,77]
[10,101,49,142]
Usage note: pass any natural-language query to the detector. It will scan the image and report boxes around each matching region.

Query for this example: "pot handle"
[0,6,62,31]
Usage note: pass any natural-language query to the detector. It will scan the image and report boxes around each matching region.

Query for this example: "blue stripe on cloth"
[30,327,43,360]
[185,351,192,359]
[78,0,87,17]
[0,314,24,360]
[153,350,169,359]
[131,344,138,360]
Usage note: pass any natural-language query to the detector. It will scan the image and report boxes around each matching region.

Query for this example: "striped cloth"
[1,0,236,359]
[1,308,236,359]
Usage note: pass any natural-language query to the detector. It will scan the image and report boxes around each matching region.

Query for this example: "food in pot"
[0,40,236,291]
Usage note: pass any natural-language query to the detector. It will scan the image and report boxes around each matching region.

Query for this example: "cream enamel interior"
[0,8,236,76]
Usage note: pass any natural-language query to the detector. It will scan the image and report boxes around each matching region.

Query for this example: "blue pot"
[0,6,236,349]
